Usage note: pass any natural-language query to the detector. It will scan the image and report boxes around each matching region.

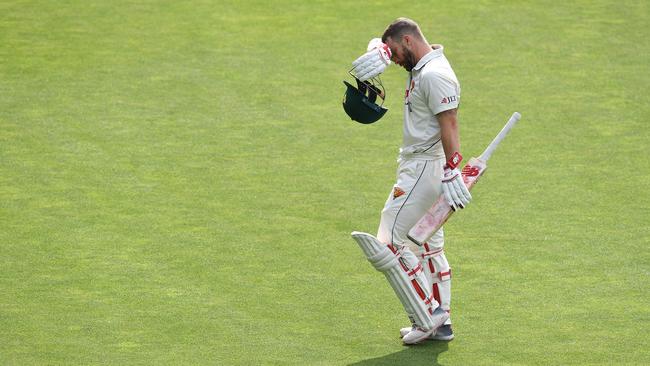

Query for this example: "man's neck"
[413,41,434,65]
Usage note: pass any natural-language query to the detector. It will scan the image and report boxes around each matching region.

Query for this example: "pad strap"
[421,247,444,259]
[407,264,423,277]
[422,244,451,283]
[436,269,452,282]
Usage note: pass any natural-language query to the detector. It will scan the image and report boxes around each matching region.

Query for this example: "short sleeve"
[422,72,460,115]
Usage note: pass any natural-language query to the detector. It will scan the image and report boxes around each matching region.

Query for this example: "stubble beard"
[402,48,417,72]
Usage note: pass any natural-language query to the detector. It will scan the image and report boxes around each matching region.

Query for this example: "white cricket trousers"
[377,158,445,250]
[377,158,453,318]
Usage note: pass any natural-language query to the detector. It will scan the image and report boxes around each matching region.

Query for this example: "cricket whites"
[407,112,522,246]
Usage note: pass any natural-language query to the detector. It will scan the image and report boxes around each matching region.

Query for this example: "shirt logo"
[404,80,415,98]
[441,95,458,104]
[405,81,415,112]
[393,186,406,199]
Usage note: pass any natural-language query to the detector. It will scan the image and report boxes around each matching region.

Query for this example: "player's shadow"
[347,342,449,366]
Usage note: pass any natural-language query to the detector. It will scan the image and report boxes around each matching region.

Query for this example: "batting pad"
[421,244,452,316]
[351,231,437,330]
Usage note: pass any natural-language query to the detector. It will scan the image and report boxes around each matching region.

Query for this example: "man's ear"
[402,34,412,48]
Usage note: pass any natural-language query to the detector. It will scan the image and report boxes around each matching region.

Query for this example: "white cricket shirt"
[399,45,460,161]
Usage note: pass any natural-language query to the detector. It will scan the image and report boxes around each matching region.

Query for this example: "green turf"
[1,0,648,364]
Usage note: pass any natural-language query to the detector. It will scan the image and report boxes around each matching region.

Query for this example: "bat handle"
[479,112,521,162]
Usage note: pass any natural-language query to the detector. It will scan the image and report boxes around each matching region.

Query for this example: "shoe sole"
[400,330,454,341]
[430,334,454,341]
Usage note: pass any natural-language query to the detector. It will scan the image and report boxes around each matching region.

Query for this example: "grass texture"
[1,1,648,364]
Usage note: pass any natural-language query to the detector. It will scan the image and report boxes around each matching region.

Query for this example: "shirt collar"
[412,44,444,71]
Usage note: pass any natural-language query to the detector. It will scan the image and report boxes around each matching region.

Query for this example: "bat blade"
[407,157,487,245]
[407,112,520,246]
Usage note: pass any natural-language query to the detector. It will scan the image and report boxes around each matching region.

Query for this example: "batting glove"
[442,152,472,211]
[352,38,392,81]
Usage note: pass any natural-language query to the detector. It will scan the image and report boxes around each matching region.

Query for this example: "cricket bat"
[407,112,522,246]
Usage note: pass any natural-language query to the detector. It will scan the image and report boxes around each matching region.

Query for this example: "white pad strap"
[421,247,444,259]
[422,244,452,283]
[352,231,437,330]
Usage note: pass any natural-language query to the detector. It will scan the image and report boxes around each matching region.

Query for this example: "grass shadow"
[348,342,450,366]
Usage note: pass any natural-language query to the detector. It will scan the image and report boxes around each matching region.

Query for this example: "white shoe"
[402,327,433,345]
[400,326,415,338]
[401,307,449,345]
[400,324,454,341]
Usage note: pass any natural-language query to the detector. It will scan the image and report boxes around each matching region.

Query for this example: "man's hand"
[352,38,392,81]
[441,152,472,211]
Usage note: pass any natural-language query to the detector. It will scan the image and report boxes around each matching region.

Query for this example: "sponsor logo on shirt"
[440,95,458,104]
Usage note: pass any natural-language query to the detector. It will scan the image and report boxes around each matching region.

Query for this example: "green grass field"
[1,1,649,364]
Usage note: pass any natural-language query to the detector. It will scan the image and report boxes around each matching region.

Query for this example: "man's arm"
[437,108,460,161]
[437,108,472,210]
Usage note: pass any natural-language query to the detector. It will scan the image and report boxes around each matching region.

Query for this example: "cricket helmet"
[342,77,388,124]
